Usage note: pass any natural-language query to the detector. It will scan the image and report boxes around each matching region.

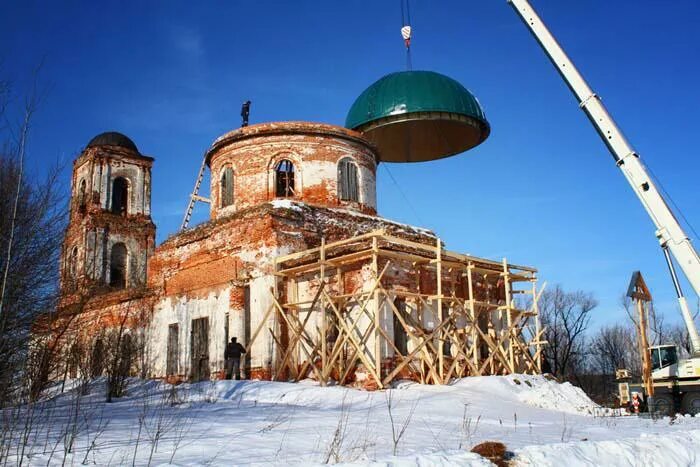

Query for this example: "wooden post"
[372,235,381,382]
[627,271,654,398]
[638,299,654,397]
[436,238,444,382]
[320,237,327,385]
[336,266,344,379]
[532,278,542,373]
[503,259,515,373]
[466,263,478,372]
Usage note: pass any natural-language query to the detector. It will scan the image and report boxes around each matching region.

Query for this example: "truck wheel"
[652,394,674,416]
[681,393,700,415]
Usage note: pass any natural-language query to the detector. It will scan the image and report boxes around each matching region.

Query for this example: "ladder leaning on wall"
[180,152,211,231]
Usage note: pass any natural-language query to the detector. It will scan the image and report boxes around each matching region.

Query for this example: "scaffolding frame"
[248,230,545,388]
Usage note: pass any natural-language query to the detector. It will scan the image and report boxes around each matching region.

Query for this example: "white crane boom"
[508,0,700,354]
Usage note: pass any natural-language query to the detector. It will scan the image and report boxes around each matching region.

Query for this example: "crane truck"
[508,0,700,415]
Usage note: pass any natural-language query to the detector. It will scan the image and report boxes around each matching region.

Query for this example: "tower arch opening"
[68,246,78,279]
[78,179,87,211]
[111,177,129,215]
[109,242,128,288]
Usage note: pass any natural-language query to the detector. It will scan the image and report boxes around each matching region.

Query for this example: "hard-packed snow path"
[4,374,700,466]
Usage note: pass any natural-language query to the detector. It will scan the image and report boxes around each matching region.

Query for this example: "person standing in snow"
[225,337,246,380]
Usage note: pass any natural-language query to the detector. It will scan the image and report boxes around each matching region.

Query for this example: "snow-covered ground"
[4,374,700,466]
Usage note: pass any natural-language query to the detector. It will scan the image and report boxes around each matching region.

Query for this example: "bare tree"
[620,295,669,346]
[0,69,66,404]
[667,322,693,359]
[589,324,640,377]
[539,285,596,380]
[104,315,133,403]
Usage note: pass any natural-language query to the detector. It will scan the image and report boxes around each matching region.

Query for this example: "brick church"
[49,72,544,387]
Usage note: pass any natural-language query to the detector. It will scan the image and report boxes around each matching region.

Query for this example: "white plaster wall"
[358,163,376,209]
[147,273,278,379]
[148,287,232,377]
[248,274,276,370]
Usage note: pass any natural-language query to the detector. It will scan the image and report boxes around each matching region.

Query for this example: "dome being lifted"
[346,71,490,163]
[87,131,139,153]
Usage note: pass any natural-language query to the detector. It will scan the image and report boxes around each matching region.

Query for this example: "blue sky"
[3,0,700,328]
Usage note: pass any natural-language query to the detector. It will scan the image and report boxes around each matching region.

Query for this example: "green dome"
[346,71,490,162]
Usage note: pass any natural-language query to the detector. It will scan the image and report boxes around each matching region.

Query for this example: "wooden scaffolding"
[249,230,545,389]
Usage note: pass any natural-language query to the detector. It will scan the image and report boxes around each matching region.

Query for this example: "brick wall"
[207,122,378,218]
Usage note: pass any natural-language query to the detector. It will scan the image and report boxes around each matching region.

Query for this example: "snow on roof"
[268,200,436,238]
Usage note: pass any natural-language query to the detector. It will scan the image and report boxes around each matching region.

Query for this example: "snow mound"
[451,374,599,415]
[515,429,700,466]
[510,375,599,415]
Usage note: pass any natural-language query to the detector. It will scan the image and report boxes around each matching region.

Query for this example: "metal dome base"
[358,111,488,163]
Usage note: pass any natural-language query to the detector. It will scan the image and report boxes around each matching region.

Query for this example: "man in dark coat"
[225,337,246,380]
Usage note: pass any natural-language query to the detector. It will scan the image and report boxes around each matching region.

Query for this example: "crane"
[508,0,700,414]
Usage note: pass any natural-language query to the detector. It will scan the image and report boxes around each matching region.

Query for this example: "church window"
[220,166,234,207]
[275,159,295,197]
[338,158,359,202]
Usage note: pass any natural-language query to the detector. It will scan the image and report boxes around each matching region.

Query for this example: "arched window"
[338,158,359,202]
[90,338,104,377]
[109,242,127,288]
[68,247,78,278]
[220,166,234,207]
[275,160,295,197]
[111,177,128,215]
[78,179,87,210]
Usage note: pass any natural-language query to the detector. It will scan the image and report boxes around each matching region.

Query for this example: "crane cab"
[650,344,678,380]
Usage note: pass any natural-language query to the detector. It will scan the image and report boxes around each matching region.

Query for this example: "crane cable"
[644,161,700,244]
[382,163,424,227]
[400,0,413,70]
[394,0,423,226]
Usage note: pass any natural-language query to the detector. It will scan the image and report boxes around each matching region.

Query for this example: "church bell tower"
[60,132,155,302]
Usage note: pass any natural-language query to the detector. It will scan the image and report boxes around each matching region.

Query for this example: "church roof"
[87,131,139,153]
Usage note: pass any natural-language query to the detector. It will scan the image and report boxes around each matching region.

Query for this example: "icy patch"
[270,199,304,211]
